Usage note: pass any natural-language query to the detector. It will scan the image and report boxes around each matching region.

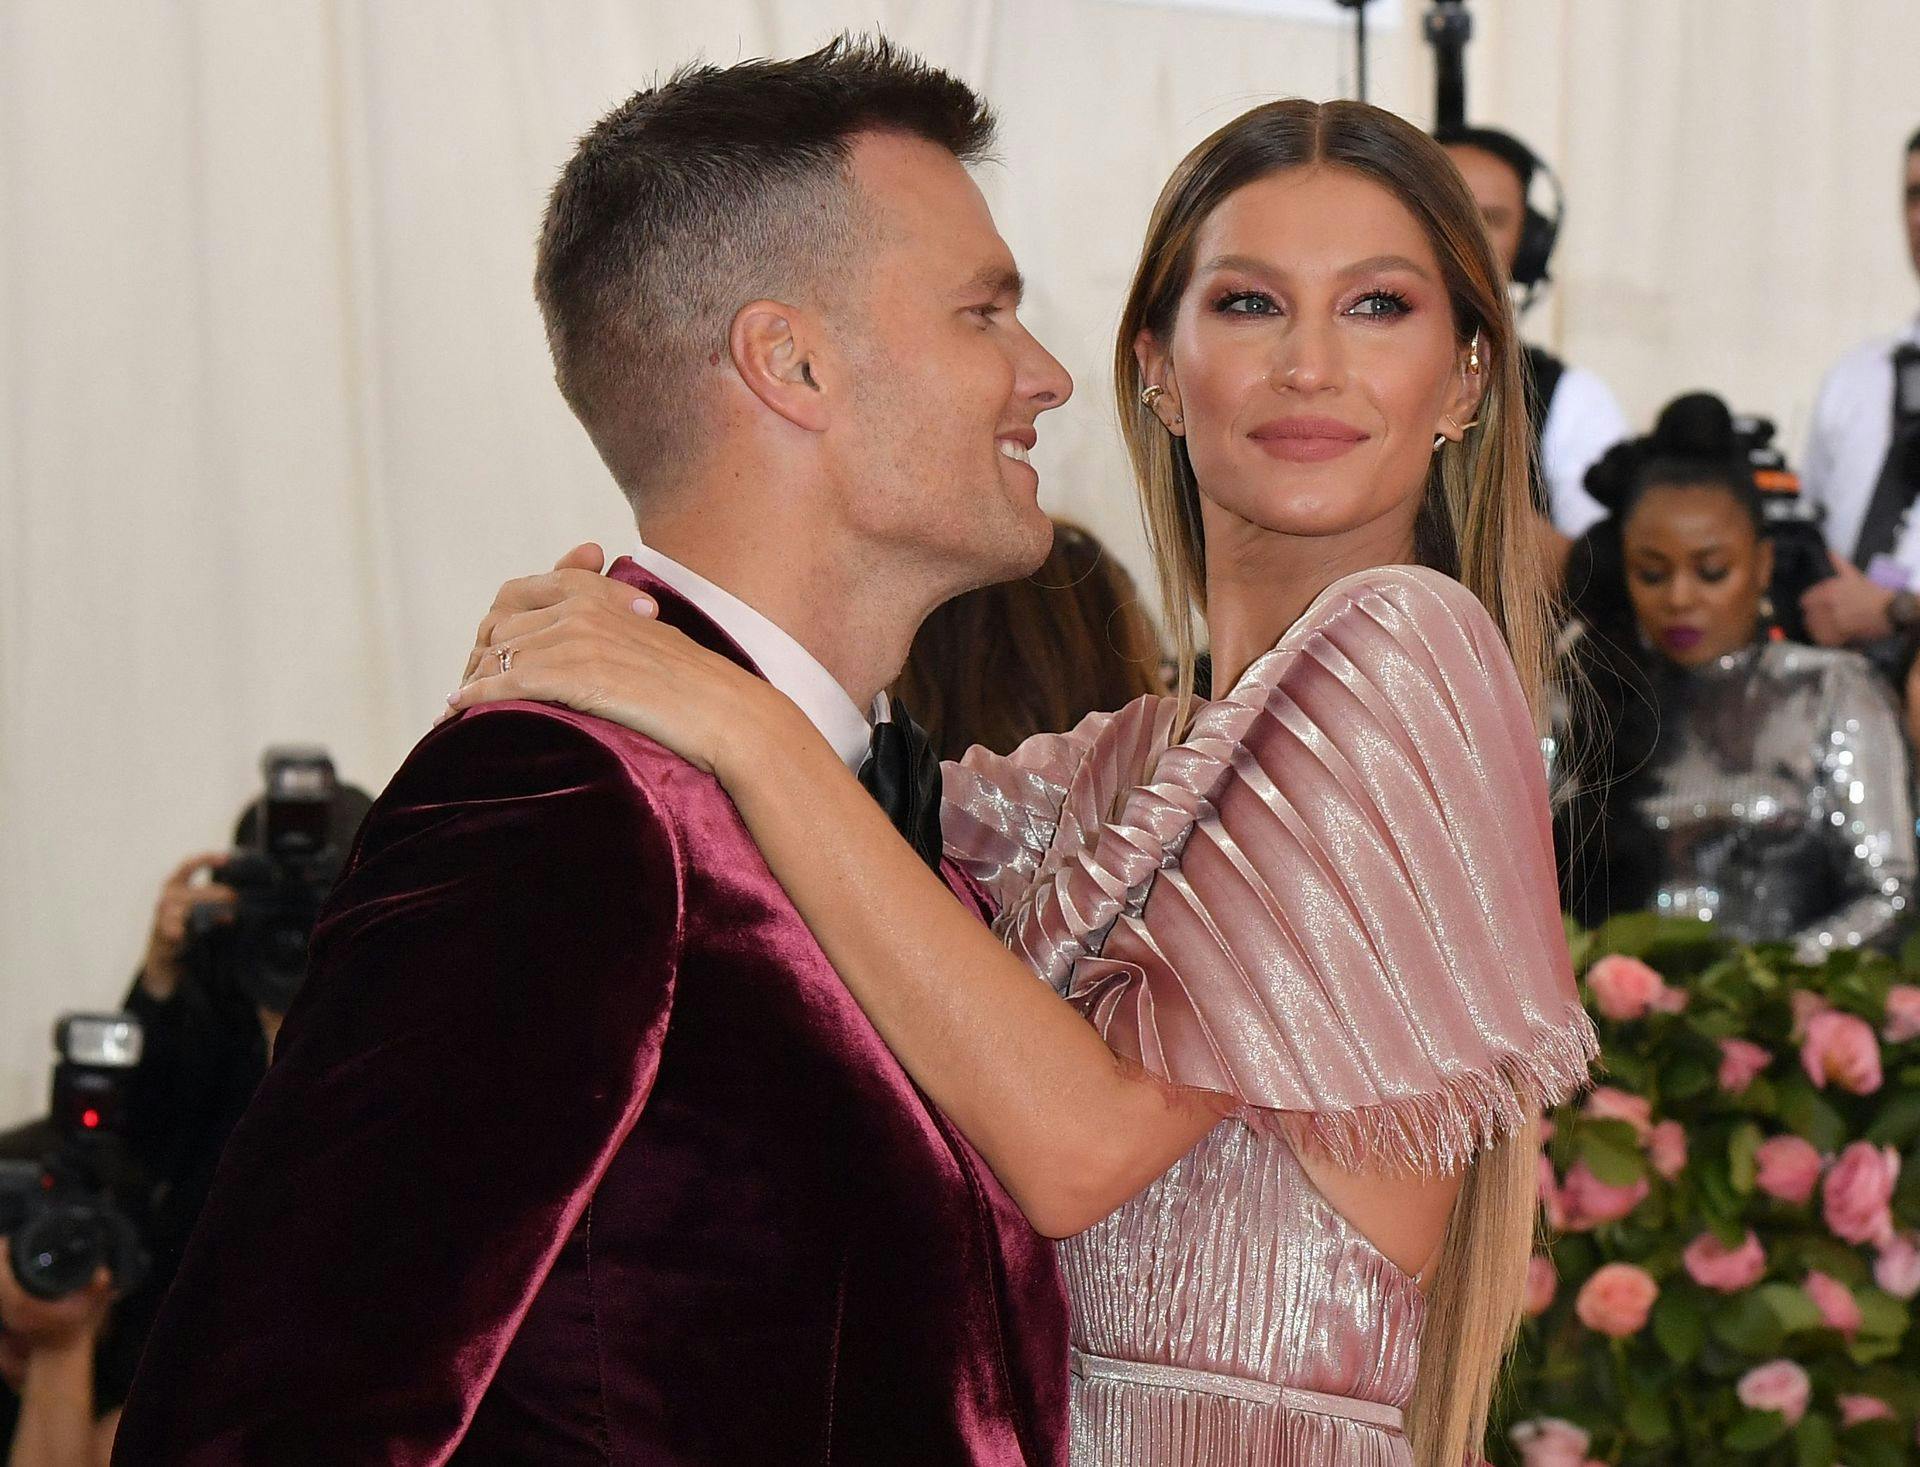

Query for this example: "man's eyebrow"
[961,265,1025,303]
[1195,252,1437,284]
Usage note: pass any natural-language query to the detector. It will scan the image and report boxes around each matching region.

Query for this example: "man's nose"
[1019,328,1073,412]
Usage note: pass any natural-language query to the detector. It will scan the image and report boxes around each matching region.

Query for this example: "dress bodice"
[1574,641,1915,960]
[942,566,1595,1464]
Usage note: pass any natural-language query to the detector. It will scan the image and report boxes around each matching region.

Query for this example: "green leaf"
[1651,1290,1706,1364]
[1710,1291,1785,1355]
[1664,1054,1716,1101]
[1728,1121,1763,1194]
[1776,1077,1848,1152]
[1624,1382,1673,1443]
[1577,1119,1649,1187]
[1864,1088,1920,1148]
[1724,1409,1793,1450]
[1755,1281,1824,1336]
[1854,1288,1910,1342]
[1898,925,1920,972]
[1793,1412,1838,1467]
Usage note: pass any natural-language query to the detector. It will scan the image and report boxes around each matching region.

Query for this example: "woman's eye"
[1632,568,1666,588]
[1698,565,1731,584]
[1216,291,1279,316]
[1347,290,1412,319]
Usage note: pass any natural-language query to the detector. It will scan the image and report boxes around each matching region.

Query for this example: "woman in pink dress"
[448,100,1594,1467]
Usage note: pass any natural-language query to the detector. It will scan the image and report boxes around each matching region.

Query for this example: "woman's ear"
[1134,329,1186,437]
[729,299,831,433]
[1437,333,1487,444]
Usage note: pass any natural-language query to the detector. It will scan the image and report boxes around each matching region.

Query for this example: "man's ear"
[729,300,832,433]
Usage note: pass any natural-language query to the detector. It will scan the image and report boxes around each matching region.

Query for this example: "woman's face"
[1139,165,1480,559]
[1622,483,1773,668]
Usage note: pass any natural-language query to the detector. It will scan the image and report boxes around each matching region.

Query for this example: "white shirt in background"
[628,541,881,773]
[1538,363,1627,538]
[1801,313,1920,573]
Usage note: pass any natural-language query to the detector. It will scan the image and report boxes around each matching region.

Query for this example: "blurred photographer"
[0,1252,115,1467]
[1798,126,1920,650]
[0,752,369,1460]
[1437,124,1626,581]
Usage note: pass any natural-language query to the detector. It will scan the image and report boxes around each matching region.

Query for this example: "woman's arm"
[446,566,1230,1237]
[1794,658,1918,960]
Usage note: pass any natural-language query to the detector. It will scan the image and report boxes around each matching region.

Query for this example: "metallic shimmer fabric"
[945,566,1595,1464]
[1562,640,1916,962]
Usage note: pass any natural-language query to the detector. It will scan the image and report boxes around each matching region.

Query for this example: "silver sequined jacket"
[1555,640,1917,961]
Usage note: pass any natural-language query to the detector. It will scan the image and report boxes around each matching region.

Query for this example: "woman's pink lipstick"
[1248,416,1368,463]
[1660,627,1704,653]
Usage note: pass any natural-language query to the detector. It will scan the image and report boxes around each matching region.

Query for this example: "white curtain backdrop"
[4,0,1918,1122]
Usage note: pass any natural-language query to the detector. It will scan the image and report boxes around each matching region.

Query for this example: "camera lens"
[13,1204,108,1299]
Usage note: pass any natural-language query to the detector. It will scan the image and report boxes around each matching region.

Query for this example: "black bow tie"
[857,702,945,873]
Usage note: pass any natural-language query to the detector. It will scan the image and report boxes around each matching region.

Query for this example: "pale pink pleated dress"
[942,566,1596,1466]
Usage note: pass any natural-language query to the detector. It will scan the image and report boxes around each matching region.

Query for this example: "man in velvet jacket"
[113,37,1074,1466]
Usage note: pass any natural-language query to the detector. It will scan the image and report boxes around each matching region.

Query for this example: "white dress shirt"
[1802,313,1920,571]
[1538,363,1626,537]
[628,541,881,773]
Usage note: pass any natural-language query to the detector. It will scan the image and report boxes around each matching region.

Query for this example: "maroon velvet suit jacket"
[113,564,1069,1466]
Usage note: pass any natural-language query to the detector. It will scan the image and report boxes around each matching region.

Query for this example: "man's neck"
[640,515,923,711]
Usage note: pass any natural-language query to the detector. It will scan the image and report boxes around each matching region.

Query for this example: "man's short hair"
[1907,125,1920,156]
[534,34,995,508]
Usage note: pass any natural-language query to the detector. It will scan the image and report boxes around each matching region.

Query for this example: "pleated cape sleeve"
[964,565,1595,1177]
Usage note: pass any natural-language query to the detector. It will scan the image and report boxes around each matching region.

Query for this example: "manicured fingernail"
[631,596,657,616]
[446,690,460,705]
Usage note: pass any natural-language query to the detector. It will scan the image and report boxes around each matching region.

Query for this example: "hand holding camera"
[137,854,238,1003]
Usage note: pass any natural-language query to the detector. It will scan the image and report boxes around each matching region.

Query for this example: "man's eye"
[1216,291,1279,316]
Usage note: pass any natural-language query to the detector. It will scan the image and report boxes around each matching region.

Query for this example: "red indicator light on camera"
[82,1108,101,1129]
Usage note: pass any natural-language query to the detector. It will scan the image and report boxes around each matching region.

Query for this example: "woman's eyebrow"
[1194,252,1436,284]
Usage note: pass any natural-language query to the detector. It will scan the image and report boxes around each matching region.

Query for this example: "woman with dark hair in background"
[1555,393,1917,960]
[894,519,1164,762]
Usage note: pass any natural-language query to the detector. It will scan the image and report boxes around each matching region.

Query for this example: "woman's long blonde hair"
[1113,98,1552,1467]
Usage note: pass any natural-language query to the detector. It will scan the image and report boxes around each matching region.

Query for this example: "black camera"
[0,1015,149,1301]
[191,746,351,1015]
[1728,413,1828,647]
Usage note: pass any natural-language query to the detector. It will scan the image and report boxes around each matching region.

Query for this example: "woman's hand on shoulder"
[442,542,790,778]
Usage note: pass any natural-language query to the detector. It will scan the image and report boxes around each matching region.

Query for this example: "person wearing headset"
[1438,124,1625,557]
[1795,126,1920,653]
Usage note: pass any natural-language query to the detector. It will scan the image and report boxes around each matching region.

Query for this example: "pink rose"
[1575,1261,1659,1337]
[1839,1393,1895,1427]
[1717,1038,1772,1094]
[1559,1161,1650,1230]
[1754,1134,1824,1204]
[1648,1120,1688,1180]
[1583,1086,1654,1139]
[1524,1254,1557,1317]
[1801,1010,1884,1094]
[1874,1231,1920,1299]
[1682,1230,1766,1292]
[1803,1270,1862,1336]
[1586,955,1668,1021]
[1790,989,1830,1038]
[1885,984,1920,1043]
[1650,983,1689,1014]
[1507,1417,1592,1467]
[1737,1360,1811,1425]
[1824,1142,1900,1246]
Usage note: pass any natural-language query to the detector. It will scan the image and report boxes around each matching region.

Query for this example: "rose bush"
[1494,914,1920,1466]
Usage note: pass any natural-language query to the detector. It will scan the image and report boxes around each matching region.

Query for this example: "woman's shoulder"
[1202,564,1523,768]
[1758,640,1899,710]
